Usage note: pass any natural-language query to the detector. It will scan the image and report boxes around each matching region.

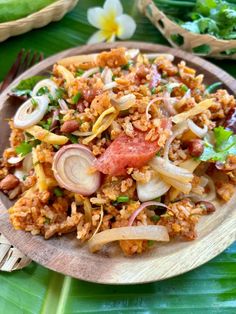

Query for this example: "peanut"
[61,120,79,133]
[0,174,19,191]
[188,139,204,157]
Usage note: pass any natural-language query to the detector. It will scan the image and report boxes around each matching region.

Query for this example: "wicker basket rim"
[147,1,236,44]
[0,0,76,28]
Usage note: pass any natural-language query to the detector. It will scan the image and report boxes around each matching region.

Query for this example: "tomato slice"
[94,119,171,176]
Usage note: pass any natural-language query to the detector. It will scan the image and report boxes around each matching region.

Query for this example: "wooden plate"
[1,42,236,284]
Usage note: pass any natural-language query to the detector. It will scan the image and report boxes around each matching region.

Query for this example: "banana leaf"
[1,245,236,313]
[0,0,236,313]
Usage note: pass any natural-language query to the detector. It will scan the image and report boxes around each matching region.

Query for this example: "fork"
[0,49,44,272]
[0,49,44,93]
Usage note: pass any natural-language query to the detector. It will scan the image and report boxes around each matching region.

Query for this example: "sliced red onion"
[146,97,163,120]
[7,156,25,164]
[150,157,193,183]
[175,89,191,110]
[163,91,177,116]
[126,49,140,59]
[22,153,33,172]
[187,119,208,138]
[184,88,191,99]
[58,99,69,111]
[103,82,118,91]
[163,121,188,160]
[201,175,216,202]
[111,94,136,111]
[137,173,170,202]
[14,95,49,129]
[81,67,100,78]
[53,144,101,196]
[88,225,169,252]
[101,67,113,84]
[50,109,60,130]
[215,161,236,171]
[144,53,174,61]
[128,201,168,226]
[32,79,58,98]
[14,169,27,182]
[149,64,161,90]
[146,92,178,120]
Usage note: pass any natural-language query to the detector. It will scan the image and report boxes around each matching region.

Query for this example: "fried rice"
[1,47,236,256]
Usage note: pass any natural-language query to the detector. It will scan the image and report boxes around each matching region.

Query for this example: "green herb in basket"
[154,0,236,40]
[0,0,57,23]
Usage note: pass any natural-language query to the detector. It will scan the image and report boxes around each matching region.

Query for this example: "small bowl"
[138,0,236,60]
[0,0,79,42]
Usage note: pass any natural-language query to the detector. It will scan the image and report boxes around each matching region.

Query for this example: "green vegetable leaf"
[181,84,188,92]
[12,75,46,96]
[15,140,40,156]
[151,87,156,94]
[214,126,232,149]
[181,21,200,33]
[196,0,218,16]
[71,92,82,104]
[36,86,50,96]
[66,134,78,144]
[121,60,133,70]
[205,81,222,94]
[38,118,52,131]
[159,0,236,41]
[150,214,160,223]
[44,217,51,224]
[75,69,84,77]
[53,187,63,197]
[198,17,219,34]
[116,196,130,203]
[55,87,65,99]
[200,126,236,162]
[31,98,38,108]
[147,240,155,247]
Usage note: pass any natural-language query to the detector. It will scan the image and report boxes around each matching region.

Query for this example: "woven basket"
[0,0,79,42]
[138,0,236,60]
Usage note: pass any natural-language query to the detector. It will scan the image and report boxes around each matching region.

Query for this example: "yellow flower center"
[99,10,119,39]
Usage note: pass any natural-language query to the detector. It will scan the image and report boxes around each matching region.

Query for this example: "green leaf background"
[1,1,236,313]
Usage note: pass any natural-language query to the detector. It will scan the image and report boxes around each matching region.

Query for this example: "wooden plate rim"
[0,42,236,284]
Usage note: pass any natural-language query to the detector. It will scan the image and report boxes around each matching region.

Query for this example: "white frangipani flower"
[87,0,136,44]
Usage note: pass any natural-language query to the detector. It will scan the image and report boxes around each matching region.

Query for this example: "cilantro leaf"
[11,76,46,97]
[66,134,78,144]
[214,126,232,149]
[162,0,236,41]
[53,187,63,197]
[198,17,219,34]
[200,145,228,162]
[181,21,200,33]
[200,126,236,163]
[75,69,84,77]
[38,118,52,130]
[196,0,218,16]
[15,142,33,156]
[71,92,82,104]
[36,86,50,96]
[15,140,40,156]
